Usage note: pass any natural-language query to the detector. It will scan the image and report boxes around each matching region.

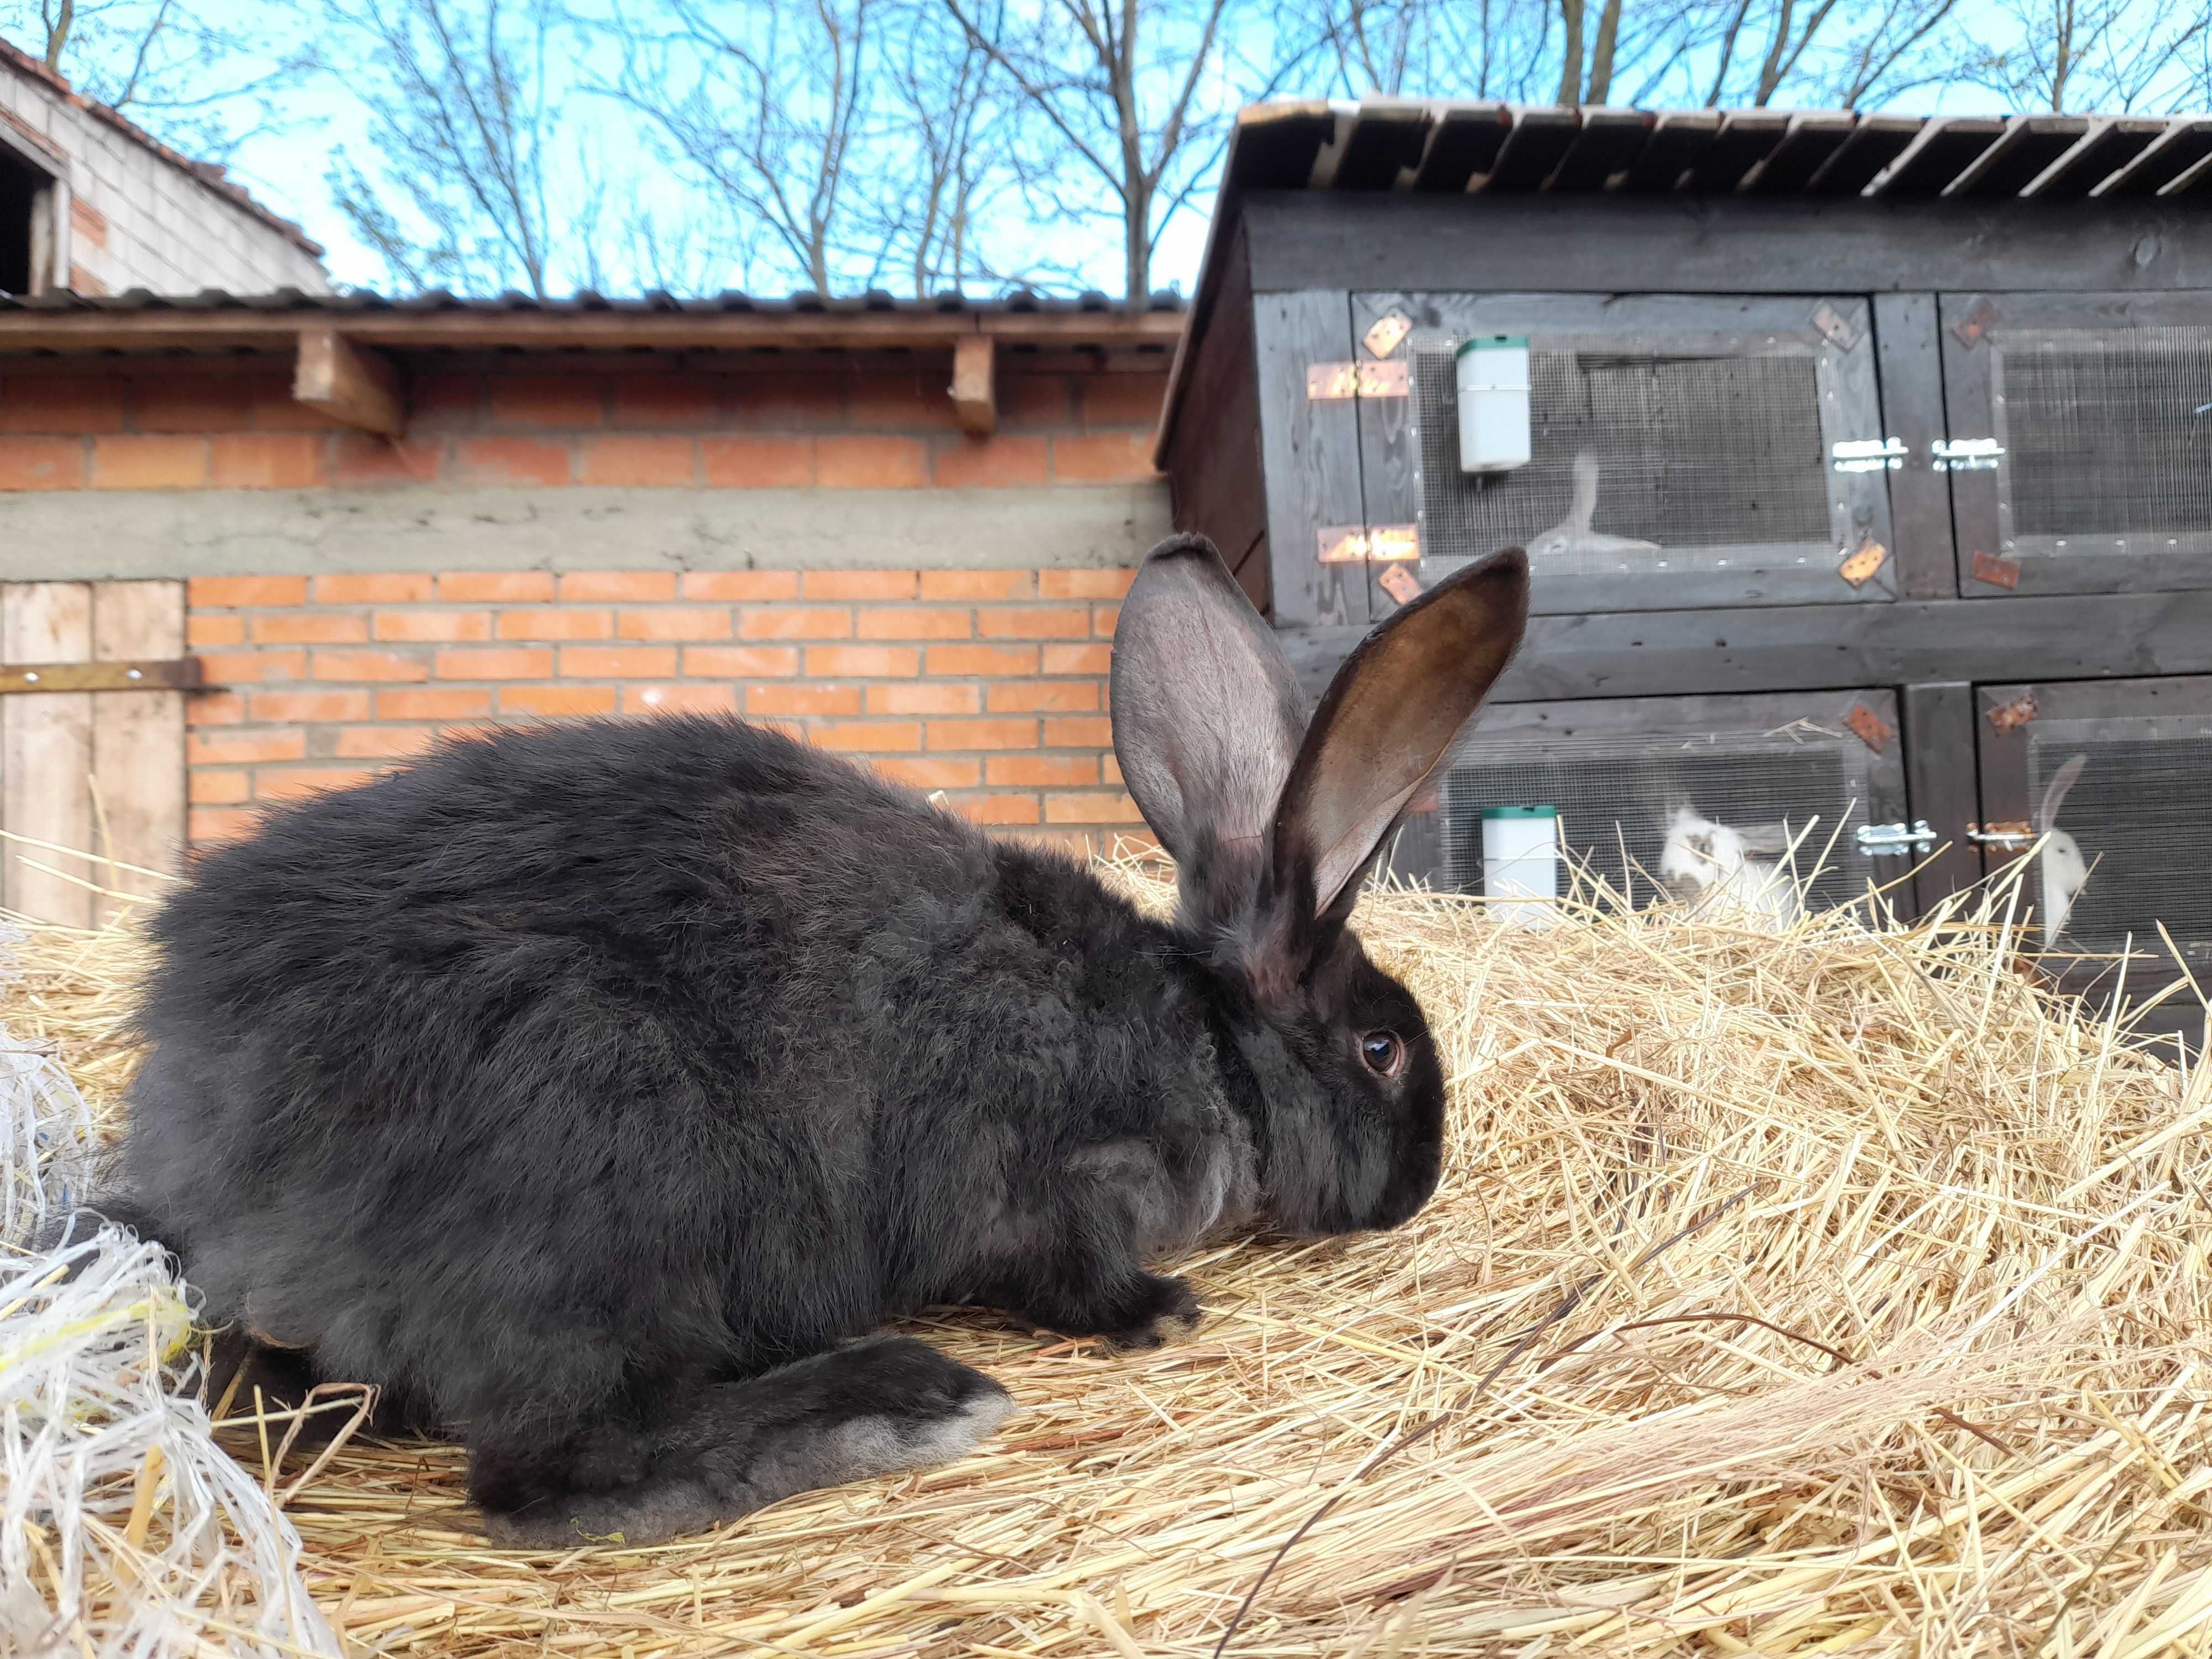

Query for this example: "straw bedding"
[4,851,2211,1657]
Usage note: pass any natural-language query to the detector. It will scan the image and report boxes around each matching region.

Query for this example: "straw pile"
[4,849,2211,1657]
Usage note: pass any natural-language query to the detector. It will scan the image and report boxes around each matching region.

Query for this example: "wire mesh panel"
[1396,692,1910,917]
[2025,722,2212,962]
[1375,294,1894,613]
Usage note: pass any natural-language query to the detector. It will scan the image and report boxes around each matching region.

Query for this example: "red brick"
[1039,568,1137,599]
[977,606,1089,640]
[253,612,369,645]
[455,436,571,487]
[623,684,736,714]
[747,684,863,717]
[190,728,306,765]
[1001,374,1077,430]
[133,377,255,432]
[1042,643,1113,675]
[926,644,1036,676]
[197,649,304,684]
[1080,373,1170,428]
[439,647,557,680]
[685,645,799,677]
[2,378,123,434]
[408,373,484,432]
[500,684,618,717]
[919,570,1034,601]
[336,726,445,760]
[987,755,1098,786]
[619,608,733,641]
[1052,432,1156,483]
[559,645,678,677]
[933,436,1049,488]
[488,376,606,429]
[561,571,679,602]
[189,575,309,608]
[186,614,244,647]
[849,368,961,432]
[926,718,1037,751]
[257,767,380,801]
[186,691,247,726]
[801,570,917,601]
[701,435,813,486]
[952,793,1043,826]
[1094,604,1120,637]
[497,608,615,641]
[581,435,695,487]
[738,607,852,641]
[613,374,722,429]
[442,571,555,602]
[92,435,207,488]
[1104,753,1124,784]
[812,721,923,753]
[314,648,427,682]
[874,756,982,790]
[316,572,435,604]
[189,806,260,842]
[377,611,494,643]
[189,769,251,804]
[728,369,845,428]
[253,688,373,722]
[0,436,85,489]
[857,607,971,640]
[681,570,800,601]
[1045,790,1145,825]
[804,645,917,677]
[817,436,927,488]
[379,687,494,719]
[324,435,441,484]
[211,432,319,490]
[1044,715,1113,747]
[986,681,1099,713]
[866,682,980,715]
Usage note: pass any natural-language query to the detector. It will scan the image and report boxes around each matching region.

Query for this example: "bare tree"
[1964,0,2207,111]
[883,0,1006,294]
[1295,0,1554,101]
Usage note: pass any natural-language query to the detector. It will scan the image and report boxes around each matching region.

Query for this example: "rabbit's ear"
[1111,534,1311,926]
[1270,547,1530,926]
[2038,754,2087,828]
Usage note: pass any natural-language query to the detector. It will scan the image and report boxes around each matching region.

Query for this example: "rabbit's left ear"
[2039,754,2086,828]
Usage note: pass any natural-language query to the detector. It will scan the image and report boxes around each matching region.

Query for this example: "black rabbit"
[103,534,1528,1548]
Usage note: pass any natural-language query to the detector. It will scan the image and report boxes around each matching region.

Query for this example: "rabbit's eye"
[1360,1031,1406,1079]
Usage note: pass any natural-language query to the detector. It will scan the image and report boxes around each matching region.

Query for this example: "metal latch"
[1933,438,2005,471]
[1831,437,1907,473]
[1856,820,1937,856]
[1966,821,2036,850]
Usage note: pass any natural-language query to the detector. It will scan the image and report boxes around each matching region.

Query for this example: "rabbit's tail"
[476,1335,1016,1550]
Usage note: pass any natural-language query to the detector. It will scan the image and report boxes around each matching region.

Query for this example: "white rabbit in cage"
[1658,803,1804,930]
[2036,753,2090,943]
[1527,452,1663,563]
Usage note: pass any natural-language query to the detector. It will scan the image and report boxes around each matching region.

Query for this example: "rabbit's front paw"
[1102,1274,1202,1353]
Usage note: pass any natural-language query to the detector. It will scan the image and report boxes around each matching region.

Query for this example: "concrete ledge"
[0,483,1173,580]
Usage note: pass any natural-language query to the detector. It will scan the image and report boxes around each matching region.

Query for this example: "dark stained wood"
[1949,118,2091,197]
[1903,681,1983,911]
[1619,111,1720,193]
[1481,108,1580,192]
[1332,107,1434,190]
[2101,120,2212,197]
[1880,118,2008,199]
[1744,114,1856,195]
[1547,108,1654,192]
[1254,290,1371,628]
[1412,105,1514,192]
[1684,111,1792,194]
[1871,293,1957,600]
[1230,103,1337,191]
[1349,293,1424,618]
[1805,116,1921,196]
[2033,119,2166,198]
[1159,223,1268,614]
[1241,195,2212,295]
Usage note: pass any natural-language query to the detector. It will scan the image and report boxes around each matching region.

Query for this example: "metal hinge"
[1855,820,1937,856]
[1966,821,2036,850]
[0,659,204,695]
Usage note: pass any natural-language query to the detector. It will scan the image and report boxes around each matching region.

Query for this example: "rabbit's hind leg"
[472,1336,1015,1550]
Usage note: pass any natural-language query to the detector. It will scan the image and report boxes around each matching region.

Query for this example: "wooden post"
[2,583,96,927]
[91,582,186,921]
[950,337,995,436]
[294,327,405,435]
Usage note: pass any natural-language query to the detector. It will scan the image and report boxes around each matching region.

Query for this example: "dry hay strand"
[4,853,2212,1658]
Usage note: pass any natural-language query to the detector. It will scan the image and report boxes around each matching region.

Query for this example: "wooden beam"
[91,582,187,918]
[294,327,405,435]
[0,658,203,693]
[950,336,995,436]
[2,582,95,927]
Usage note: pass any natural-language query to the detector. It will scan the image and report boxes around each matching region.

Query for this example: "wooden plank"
[1902,681,1983,912]
[950,337,995,436]
[1228,102,1338,191]
[1480,108,1580,192]
[1241,195,2212,296]
[1546,108,1655,192]
[1806,116,1922,196]
[2,582,95,927]
[1161,224,1269,613]
[1619,110,1722,192]
[1350,294,1423,620]
[91,581,185,920]
[2032,119,2166,199]
[2100,120,2212,197]
[0,660,201,693]
[1948,117,2091,197]
[1411,105,1514,192]
[294,327,405,435]
[1684,110,1793,194]
[1870,293,1957,600]
[1744,114,1857,195]
[1877,117,2007,198]
[1254,291,1370,628]
[1329,106,1433,190]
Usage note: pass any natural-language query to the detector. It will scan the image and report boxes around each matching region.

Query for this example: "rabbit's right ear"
[1111,534,1311,930]
[2038,754,2086,829]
